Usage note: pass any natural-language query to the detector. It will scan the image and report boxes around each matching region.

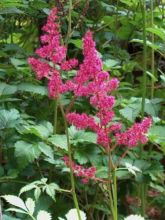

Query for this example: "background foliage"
[0,0,165,219]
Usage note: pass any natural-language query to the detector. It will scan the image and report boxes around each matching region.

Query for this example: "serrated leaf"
[45,183,59,201]
[96,167,108,178]
[40,178,48,184]
[74,151,88,164]
[147,26,165,41]
[6,208,27,214]
[3,214,22,220]
[0,82,17,96]
[2,195,27,211]
[48,135,67,150]
[19,184,36,195]
[65,208,87,220]
[131,39,160,50]
[149,125,165,151]
[0,109,20,129]
[69,126,97,144]
[34,187,41,200]
[23,122,53,139]
[125,162,141,176]
[17,83,47,96]
[25,198,35,215]
[119,104,140,122]
[39,142,54,159]
[69,39,82,49]
[15,141,41,168]
[37,210,52,220]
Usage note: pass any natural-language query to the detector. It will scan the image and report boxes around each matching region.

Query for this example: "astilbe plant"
[28,7,152,220]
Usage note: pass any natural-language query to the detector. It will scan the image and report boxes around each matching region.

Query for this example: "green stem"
[65,0,72,46]
[108,164,115,218]
[140,184,146,217]
[151,0,155,98]
[140,1,147,216]
[112,169,118,220]
[29,214,36,220]
[53,99,58,134]
[107,148,117,220]
[59,101,82,220]
[141,0,147,118]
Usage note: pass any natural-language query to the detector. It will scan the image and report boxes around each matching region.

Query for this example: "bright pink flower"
[48,70,62,98]
[61,58,78,71]
[60,80,77,93]
[63,156,96,184]
[96,71,109,82]
[109,123,122,133]
[107,78,119,91]
[115,118,152,148]
[90,94,115,110]
[66,112,97,130]
[51,46,67,64]
[97,128,110,148]
[74,31,103,85]
[28,7,78,98]
[97,111,115,126]
[28,57,50,80]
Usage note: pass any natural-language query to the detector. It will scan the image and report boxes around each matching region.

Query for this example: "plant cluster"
[0,1,165,220]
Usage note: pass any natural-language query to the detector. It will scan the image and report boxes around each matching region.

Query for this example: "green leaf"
[19,184,36,195]
[0,82,47,96]
[124,162,141,176]
[65,209,87,220]
[149,125,165,151]
[45,183,59,201]
[0,8,24,15]
[74,151,88,164]
[146,71,157,82]
[10,58,27,70]
[144,99,162,116]
[0,82,17,96]
[23,122,53,139]
[39,142,54,159]
[37,210,52,220]
[3,214,22,220]
[131,39,160,50]
[48,135,67,150]
[147,26,165,41]
[119,104,140,122]
[150,182,165,193]
[116,170,130,179]
[25,198,35,215]
[1,195,27,211]
[0,109,20,129]
[15,141,41,168]
[69,126,97,144]
[34,187,41,201]
[120,0,138,7]
[96,167,108,178]
[69,39,82,49]
[103,59,120,70]
[17,83,47,96]
[6,208,27,214]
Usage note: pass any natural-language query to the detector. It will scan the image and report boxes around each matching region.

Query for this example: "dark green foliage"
[0,0,165,219]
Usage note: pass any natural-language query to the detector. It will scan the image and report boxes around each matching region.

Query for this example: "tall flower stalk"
[28,7,152,220]
[150,0,155,98]
[59,102,82,220]
[141,0,147,119]
[140,0,148,216]
[28,8,81,220]
[65,31,152,219]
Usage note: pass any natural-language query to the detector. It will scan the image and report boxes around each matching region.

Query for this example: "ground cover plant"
[0,0,165,220]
